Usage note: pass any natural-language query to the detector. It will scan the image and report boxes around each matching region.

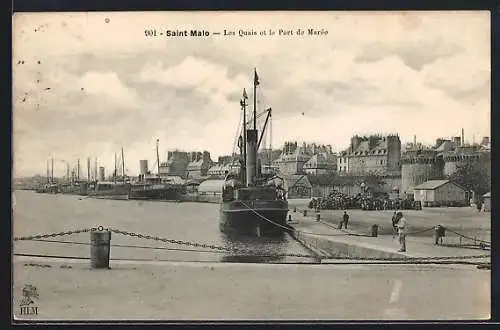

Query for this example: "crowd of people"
[308,191,422,211]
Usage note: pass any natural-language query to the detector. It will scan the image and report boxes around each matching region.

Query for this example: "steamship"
[87,181,130,200]
[219,69,289,236]
[86,148,130,200]
[128,140,184,200]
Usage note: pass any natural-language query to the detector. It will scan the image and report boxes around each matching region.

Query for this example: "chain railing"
[13,227,491,263]
[12,204,491,265]
[289,205,490,245]
[13,228,97,241]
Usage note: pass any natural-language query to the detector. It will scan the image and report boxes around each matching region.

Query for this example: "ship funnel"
[246,129,258,186]
[99,167,105,181]
[139,160,148,175]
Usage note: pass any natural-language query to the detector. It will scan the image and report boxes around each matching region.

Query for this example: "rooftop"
[413,180,454,190]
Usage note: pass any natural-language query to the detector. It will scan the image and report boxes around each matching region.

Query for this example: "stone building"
[159,150,189,178]
[303,153,337,175]
[401,134,491,198]
[159,150,213,179]
[337,134,401,176]
[273,141,336,175]
[401,148,444,197]
[186,151,213,179]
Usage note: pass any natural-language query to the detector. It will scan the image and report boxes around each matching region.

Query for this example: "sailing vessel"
[128,139,184,200]
[219,69,289,236]
[36,158,59,193]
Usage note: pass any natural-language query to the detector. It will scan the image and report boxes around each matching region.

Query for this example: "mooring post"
[371,224,378,237]
[90,227,111,269]
[256,225,261,238]
[316,214,320,221]
[288,214,292,223]
[293,207,297,212]
[303,210,307,216]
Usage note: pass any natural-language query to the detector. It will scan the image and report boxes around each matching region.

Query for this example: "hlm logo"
[19,284,39,316]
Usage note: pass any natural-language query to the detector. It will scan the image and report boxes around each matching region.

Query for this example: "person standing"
[342,211,349,229]
[396,211,407,252]
[391,211,398,239]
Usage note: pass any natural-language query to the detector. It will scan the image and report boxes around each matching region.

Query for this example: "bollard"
[293,207,297,212]
[371,224,378,237]
[303,210,307,216]
[316,214,320,221]
[90,228,111,269]
[288,214,292,223]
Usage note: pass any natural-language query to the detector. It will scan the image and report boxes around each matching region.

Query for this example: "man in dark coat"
[391,211,398,238]
[342,211,349,229]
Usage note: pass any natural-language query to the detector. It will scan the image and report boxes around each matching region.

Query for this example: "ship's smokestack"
[99,167,105,181]
[245,129,258,186]
[139,160,148,175]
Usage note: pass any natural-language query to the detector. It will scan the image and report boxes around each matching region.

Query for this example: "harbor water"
[13,190,316,264]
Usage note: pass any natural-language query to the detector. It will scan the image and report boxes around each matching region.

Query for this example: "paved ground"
[289,217,491,260]
[12,258,490,321]
[287,199,491,242]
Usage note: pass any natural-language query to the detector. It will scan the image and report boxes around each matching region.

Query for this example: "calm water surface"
[13,190,315,264]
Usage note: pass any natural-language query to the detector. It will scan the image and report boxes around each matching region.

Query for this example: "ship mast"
[156,139,160,176]
[121,147,125,180]
[46,160,50,184]
[87,157,91,182]
[245,68,259,186]
[253,69,257,131]
[241,89,248,186]
[114,153,117,182]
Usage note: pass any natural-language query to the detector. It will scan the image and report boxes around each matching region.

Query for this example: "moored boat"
[129,178,183,200]
[219,69,289,236]
[128,139,184,201]
[87,181,130,200]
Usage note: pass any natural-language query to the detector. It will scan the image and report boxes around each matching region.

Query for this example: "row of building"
[138,130,490,201]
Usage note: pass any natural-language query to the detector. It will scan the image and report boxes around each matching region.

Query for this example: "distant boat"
[87,181,130,200]
[219,69,289,236]
[60,183,82,195]
[36,183,59,194]
[129,175,183,200]
[128,139,184,201]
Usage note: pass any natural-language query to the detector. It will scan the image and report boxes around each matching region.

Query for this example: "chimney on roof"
[413,135,416,146]
[461,128,464,146]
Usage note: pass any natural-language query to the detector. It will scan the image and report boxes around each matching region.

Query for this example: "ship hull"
[219,201,289,235]
[128,186,183,200]
[87,183,130,201]
[88,193,129,201]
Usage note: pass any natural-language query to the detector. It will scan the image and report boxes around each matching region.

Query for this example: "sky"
[12,11,490,177]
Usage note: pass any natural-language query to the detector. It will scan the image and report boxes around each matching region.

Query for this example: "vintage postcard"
[12,11,490,321]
